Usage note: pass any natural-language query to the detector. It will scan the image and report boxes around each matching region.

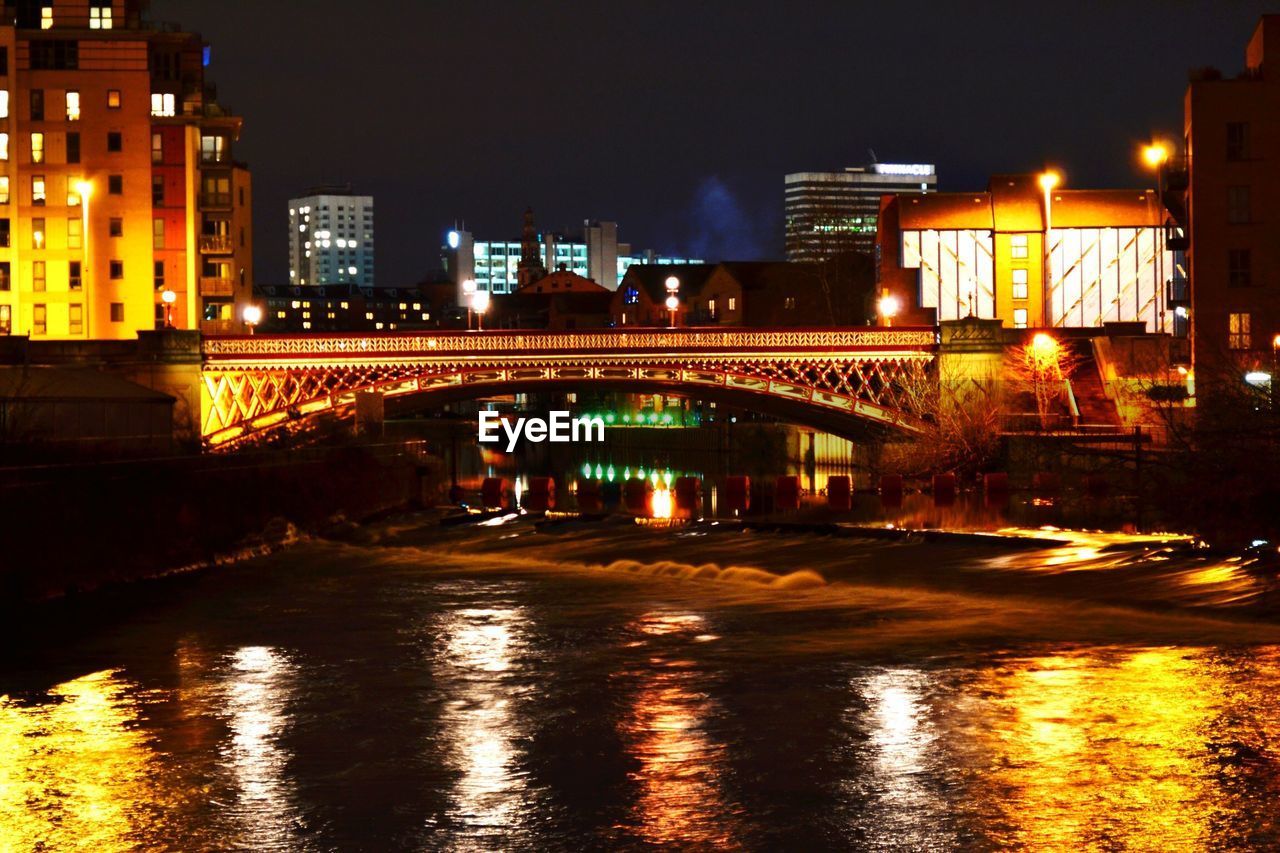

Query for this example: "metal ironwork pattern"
[200,329,938,447]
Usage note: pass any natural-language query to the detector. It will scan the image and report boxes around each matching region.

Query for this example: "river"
[4,514,1280,850]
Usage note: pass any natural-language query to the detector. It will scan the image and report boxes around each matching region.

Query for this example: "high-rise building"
[288,189,373,287]
[877,173,1174,333]
[785,163,936,260]
[442,214,700,299]
[0,0,253,339]
[1177,15,1280,381]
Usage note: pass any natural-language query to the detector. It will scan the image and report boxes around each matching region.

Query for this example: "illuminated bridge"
[199,327,939,448]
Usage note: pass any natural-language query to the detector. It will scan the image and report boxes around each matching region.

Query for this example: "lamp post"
[161,287,176,329]
[1142,143,1170,329]
[74,180,92,337]
[243,303,262,335]
[462,278,476,330]
[665,293,679,328]
[1038,171,1061,327]
[877,293,900,327]
[472,289,489,332]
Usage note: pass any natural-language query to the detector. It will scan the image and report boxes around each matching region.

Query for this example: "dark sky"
[152,0,1273,285]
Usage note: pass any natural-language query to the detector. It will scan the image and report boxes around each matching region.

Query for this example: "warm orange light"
[1038,171,1061,192]
[651,488,672,519]
[1141,143,1169,169]
[878,294,900,318]
[1273,333,1280,350]
[73,179,93,200]
[1031,332,1059,355]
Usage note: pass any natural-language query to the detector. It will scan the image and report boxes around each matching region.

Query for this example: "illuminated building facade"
[785,163,936,260]
[1178,15,1280,376]
[0,0,253,339]
[877,174,1175,333]
[287,188,374,287]
[443,218,700,298]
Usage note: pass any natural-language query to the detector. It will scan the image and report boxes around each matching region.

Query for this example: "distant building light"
[1175,306,1189,318]
[447,230,460,249]
[873,163,935,176]
[1245,371,1271,386]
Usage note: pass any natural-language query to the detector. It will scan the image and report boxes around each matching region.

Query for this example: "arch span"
[199,328,937,448]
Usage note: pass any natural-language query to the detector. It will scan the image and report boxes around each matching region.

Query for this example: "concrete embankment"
[0,441,437,605]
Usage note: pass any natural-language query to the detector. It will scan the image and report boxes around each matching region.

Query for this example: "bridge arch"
[199,328,937,448]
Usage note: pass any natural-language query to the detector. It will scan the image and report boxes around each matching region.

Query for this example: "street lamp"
[462,278,477,329]
[471,289,490,331]
[665,293,679,327]
[877,294,900,327]
[75,180,93,337]
[1039,170,1061,328]
[161,287,177,329]
[243,303,262,335]
[1142,142,1171,329]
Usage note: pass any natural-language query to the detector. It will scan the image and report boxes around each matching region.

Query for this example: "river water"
[5,515,1280,851]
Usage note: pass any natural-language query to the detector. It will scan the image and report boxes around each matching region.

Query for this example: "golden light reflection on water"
[616,611,744,848]
[0,670,155,852]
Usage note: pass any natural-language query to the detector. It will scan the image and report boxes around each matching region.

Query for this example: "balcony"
[200,234,233,254]
[200,193,232,209]
[200,276,235,297]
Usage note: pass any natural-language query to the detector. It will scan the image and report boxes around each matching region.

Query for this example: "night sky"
[152,0,1273,286]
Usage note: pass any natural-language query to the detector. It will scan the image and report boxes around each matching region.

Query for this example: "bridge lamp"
[664,275,680,293]
[243,303,262,335]
[1141,143,1169,170]
[472,289,490,332]
[161,287,177,329]
[1031,332,1059,356]
[877,294,900,327]
[665,293,680,327]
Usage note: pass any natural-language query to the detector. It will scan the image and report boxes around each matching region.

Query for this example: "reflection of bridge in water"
[200,327,939,448]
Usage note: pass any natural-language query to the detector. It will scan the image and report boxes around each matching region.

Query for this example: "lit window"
[0,177,8,205]
[784,296,796,310]
[1013,308,1028,328]
[151,132,163,163]
[32,218,44,249]
[65,90,79,120]
[33,304,46,334]
[1228,312,1251,350]
[0,133,8,161]
[29,132,43,164]
[69,303,82,334]
[365,312,373,320]
[89,3,112,29]
[728,297,737,311]
[0,91,8,119]
[67,217,81,248]
[1008,272,1029,302]
[67,180,81,206]
[150,93,175,117]
[1010,234,1029,259]
[153,218,165,249]
[40,5,52,29]
[107,89,121,109]
[31,176,45,205]
[199,135,224,162]
[33,260,47,292]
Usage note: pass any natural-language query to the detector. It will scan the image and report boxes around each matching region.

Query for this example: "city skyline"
[153,0,1273,286]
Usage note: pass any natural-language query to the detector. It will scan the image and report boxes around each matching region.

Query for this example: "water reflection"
[0,670,154,851]
[616,611,744,847]
[220,645,306,849]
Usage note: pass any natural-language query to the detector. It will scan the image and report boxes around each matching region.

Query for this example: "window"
[65,90,79,120]
[106,131,122,153]
[110,260,123,279]
[33,304,46,334]
[0,219,8,247]
[784,296,796,310]
[31,218,44,249]
[1228,312,1251,350]
[0,176,9,205]
[153,218,164,248]
[708,298,716,315]
[107,89,120,109]
[0,262,8,291]
[39,4,52,29]
[1013,308,1029,328]
[66,131,79,163]
[0,133,8,160]
[67,217,81,249]
[0,90,8,118]
[152,174,164,205]
[33,261,45,291]
[68,303,82,334]
[154,304,165,329]
[1011,268,1029,300]
[1228,249,1252,288]
[29,132,43,164]
[0,304,9,334]
[1010,234,1029,259]
[108,174,122,195]
[150,93,175,117]
[31,176,44,205]
[1227,122,1249,161]
[153,260,164,289]
[1227,186,1251,224]
[110,303,124,323]
[200,135,225,163]
[89,1,112,29]
[727,297,737,311]
[151,132,163,163]
[69,261,81,290]
[67,180,82,206]
[108,217,122,237]
[0,49,7,77]
[30,40,77,70]
[30,89,43,121]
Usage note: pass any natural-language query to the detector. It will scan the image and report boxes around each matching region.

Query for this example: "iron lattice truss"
[200,329,937,447]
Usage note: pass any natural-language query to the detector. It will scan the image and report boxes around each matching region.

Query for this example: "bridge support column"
[937,318,1009,415]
